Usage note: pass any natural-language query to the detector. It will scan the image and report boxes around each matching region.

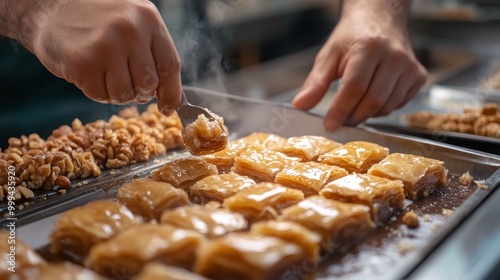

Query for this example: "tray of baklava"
[3,86,500,280]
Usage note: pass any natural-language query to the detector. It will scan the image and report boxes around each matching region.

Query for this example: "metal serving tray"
[12,86,500,280]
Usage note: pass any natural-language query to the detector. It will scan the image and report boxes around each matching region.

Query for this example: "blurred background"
[1,0,500,147]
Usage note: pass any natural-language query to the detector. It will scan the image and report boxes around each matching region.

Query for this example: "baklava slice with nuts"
[182,111,228,156]
[85,224,205,278]
[194,233,310,280]
[320,173,405,223]
[152,157,218,191]
[117,178,190,221]
[275,161,348,196]
[280,196,373,250]
[160,205,248,238]
[224,182,304,223]
[50,200,142,263]
[367,153,448,200]
[319,141,389,173]
[189,173,256,204]
[135,263,211,280]
[272,135,341,161]
[233,149,301,182]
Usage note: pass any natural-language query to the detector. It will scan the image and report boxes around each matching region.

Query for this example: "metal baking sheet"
[13,86,500,279]
[365,84,500,150]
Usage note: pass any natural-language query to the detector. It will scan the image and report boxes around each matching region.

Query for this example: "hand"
[292,0,427,131]
[29,0,182,115]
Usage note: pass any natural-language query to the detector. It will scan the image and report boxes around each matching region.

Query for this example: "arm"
[292,0,427,131]
[0,0,182,115]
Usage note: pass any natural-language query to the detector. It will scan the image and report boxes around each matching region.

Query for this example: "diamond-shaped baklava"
[117,178,190,221]
[275,162,348,196]
[50,200,142,263]
[189,173,256,204]
[272,135,342,161]
[319,141,389,173]
[152,157,218,190]
[194,233,309,280]
[224,182,304,223]
[320,173,405,223]
[367,153,447,200]
[280,196,373,250]
[233,149,301,182]
[85,224,205,278]
[160,205,248,238]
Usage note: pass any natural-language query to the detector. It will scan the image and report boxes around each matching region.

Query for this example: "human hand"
[29,0,182,115]
[292,0,427,131]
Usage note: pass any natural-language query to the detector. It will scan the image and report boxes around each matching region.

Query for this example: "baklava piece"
[202,138,259,172]
[237,132,288,149]
[11,262,105,280]
[320,173,405,223]
[160,205,248,238]
[275,162,348,196]
[367,153,447,200]
[85,224,205,278]
[195,233,309,280]
[117,178,190,221]
[0,232,45,278]
[135,263,210,280]
[152,157,218,191]
[319,141,389,173]
[280,196,373,250]
[189,173,256,204]
[251,220,321,259]
[50,200,141,263]
[182,112,228,156]
[224,182,304,222]
[273,135,341,161]
[233,149,301,182]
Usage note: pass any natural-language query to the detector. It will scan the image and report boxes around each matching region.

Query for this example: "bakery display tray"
[12,86,500,280]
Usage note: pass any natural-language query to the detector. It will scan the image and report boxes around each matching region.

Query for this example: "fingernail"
[161,107,175,116]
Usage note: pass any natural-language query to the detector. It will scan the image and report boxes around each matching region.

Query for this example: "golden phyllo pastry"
[272,135,341,161]
[160,205,248,238]
[280,196,373,249]
[189,173,256,204]
[319,141,389,173]
[152,157,218,190]
[367,153,447,200]
[135,263,210,280]
[275,162,348,196]
[239,132,288,149]
[224,182,304,222]
[251,220,321,259]
[202,138,260,172]
[85,224,205,278]
[234,149,301,182]
[320,173,405,223]
[194,233,309,280]
[0,231,45,278]
[117,178,190,221]
[182,111,228,156]
[10,262,105,280]
[50,200,141,263]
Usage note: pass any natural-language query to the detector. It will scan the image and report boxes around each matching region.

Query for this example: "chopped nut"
[58,189,67,195]
[18,186,34,199]
[460,171,474,185]
[442,209,454,217]
[477,182,489,190]
[402,211,420,228]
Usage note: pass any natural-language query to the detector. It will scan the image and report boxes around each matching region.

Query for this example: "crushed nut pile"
[0,105,183,201]
[407,103,500,138]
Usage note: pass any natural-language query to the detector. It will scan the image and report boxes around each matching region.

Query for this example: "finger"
[151,24,182,116]
[374,73,408,117]
[129,45,159,104]
[323,51,379,131]
[105,58,135,105]
[292,49,340,109]
[398,64,427,107]
[347,59,405,123]
[75,72,109,104]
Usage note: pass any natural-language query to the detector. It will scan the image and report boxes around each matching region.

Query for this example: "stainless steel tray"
[14,86,500,280]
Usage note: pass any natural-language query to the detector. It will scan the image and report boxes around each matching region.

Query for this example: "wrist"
[0,1,53,52]
[341,0,411,27]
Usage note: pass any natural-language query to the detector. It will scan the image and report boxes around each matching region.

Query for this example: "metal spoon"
[177,90,216,128]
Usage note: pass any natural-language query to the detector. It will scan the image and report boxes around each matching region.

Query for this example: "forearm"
[0,0,55,51]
